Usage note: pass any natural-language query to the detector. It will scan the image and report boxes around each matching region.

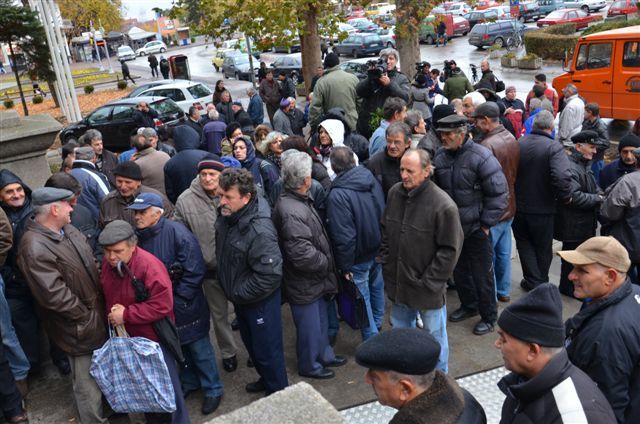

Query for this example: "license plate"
[370,44,378,47]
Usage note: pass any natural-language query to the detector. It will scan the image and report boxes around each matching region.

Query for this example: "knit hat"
[113,161,143,181]
[432,104,456,129]
[319,119,345,146]
[323,52,340,69]
[618,133,640,152]
[279,98,291,109]
[415,74,428,88]
[497,283,564,347]
[198,159,225,173]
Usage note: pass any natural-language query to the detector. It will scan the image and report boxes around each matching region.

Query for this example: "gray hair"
[141,127,158,138]
[540,346,564,356]
[246,87,256,96]
[330,146,356,175]
[33,202,55,216]
[75,146,96,161]
[149,206,164,216]
[125,233,139,246]
[386,122,412,142]
[532,110,555,132]
[380,47,398,60]
[405,110,424,134]
[463,91,486,107]
[83,129,102,143]
[563,84,578,95]
[281,150,312,190]
[208,108,219,120]
[387,370,436,391]
[404,148,434,174]
[529,97,542,113]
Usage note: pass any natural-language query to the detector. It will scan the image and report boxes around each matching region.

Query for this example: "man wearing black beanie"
[599,133,640,190]
[495,283,615,423]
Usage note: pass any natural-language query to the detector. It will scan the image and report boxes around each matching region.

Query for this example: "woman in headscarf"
[231,137,279,203]
[315,119,358,180]
[216,90,234,124]
[212,80,226,105]
[252,124,271,156]
[257,131,285,170]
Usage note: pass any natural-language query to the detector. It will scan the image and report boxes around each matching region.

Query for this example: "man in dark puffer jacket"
[433,114,508,336]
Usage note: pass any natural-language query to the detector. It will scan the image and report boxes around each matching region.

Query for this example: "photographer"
[132,101,159,129]
[356,48,410,139]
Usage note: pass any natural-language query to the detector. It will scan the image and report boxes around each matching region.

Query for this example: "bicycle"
[506,27,523,52]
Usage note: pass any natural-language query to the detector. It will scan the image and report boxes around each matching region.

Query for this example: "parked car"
[59,97,184,151]
[373,13,397,28]
[135,40,167,56]
[125,80,175,98]
[338,58,372,79]
[222,54,259,81]
[117,46,136,61]
[334,33,385,58]
[607,0,639,19]
[376,27,396,47]
[452,16,471,36]
[463,9,500,28]
[212,49,240,72]
[348,7,366,19]
[270,53,304,84]
[485,5,513,19]
[133,80,213,113]
[365,2,395,17]
[537,8,603,29]
[475,0,500,10]
[447,2,473,16]
[349,18,380,32]
[538,0,566,15]
[563,0,607,13]
[468,20,533,48]
[517,1,544,21]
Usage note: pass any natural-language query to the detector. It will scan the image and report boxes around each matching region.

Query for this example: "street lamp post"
[100,22,114,74]
[90,21,104,71]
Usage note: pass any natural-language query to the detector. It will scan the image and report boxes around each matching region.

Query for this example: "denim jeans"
[351,260,385,341]
[490,219,513,298]
[0,275,29,381]
[390,303,448,373]
[180,336,224,398]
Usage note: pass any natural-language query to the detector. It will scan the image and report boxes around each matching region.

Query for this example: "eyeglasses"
[387,140,406,146]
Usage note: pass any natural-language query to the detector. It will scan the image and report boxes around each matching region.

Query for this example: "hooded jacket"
[136,217,209,345]
[310,107,369,162]
[600,171,640,263]
[215,196,283,305]
[325,165,385,272]
[202,118,227,155]
[236,138,280,205]
[309,64,360,131]
[443,69,474,101]
[164,125,218,203]
[0,208,11,267]
[70,160,111,221]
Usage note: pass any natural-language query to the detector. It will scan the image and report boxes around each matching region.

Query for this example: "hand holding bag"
[336,276,370,330]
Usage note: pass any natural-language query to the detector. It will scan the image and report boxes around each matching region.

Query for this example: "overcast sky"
[121,0,175,21]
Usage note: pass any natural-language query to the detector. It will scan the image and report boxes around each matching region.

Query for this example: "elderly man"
[558,84,585,147]
[599,133,640,190]
[513,110,572,292]
[174,159,238,373]
[100,161,173,228]
[127,192,224,414]
[215,169,288,395]
[474,102,520,302]
[559,237,640,423]
[356,328,486,423]
[473,60,497,92]
[98,220,189,422]
[184,106,204,142]
[272,151,345,379]
[132,132,170,195]
[461,92,486,140]
[246,86,264,127]
[273,98,295,136]
[369,97,407,157]
[18,188,107,423]
[366,122,412,198]
[379,149,463,372]
[496,284,615,423]
[70,146,111,221]
[286,97,306,137]
[433,114,508,336]
[356,48,410,139]
[82,129,118,186]
[326,147,385,343]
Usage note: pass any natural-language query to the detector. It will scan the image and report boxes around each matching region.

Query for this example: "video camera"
[367,58,388,79]
[415,61,430,72]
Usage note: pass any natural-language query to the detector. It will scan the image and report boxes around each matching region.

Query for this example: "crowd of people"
[1,46,640,424]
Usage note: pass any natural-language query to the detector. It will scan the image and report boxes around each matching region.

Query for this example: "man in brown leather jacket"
[18,188,107,423]
[474,102,520,303]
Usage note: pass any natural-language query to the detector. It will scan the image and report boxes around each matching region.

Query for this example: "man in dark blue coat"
[433,114,508,336]
[128,192,224,415]
[326,146,386,342]
[164,125,219,204]
[70,146,111,221]
[599,133,639,190]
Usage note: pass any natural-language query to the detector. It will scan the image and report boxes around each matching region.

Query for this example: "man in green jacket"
[443,67,473,102]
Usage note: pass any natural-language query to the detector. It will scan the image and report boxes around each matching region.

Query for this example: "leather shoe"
[324,355,348,367]
[520,279,535,292]
[497,295,511,303]
[222,356,237,372]
[245,379,265,393]
[202,395,222,415]
[473,321,495,336]
[449,307,479,322]
[299,368,335,379]
[54,358,71,375]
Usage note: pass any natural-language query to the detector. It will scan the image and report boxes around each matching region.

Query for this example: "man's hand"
[505,107,514,114]
[481,227,490,236]
[343,272,353,281]
[379,74,391,86]
[108,304,126,326]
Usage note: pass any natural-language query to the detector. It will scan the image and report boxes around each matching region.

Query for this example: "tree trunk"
[300,5,321,96]
[396,0,421,78]
[47,77,60,107]
[8,43,28,116]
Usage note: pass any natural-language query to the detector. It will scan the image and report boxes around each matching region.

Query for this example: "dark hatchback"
[334,33,384,58]
[468,20,532,48]
[59,96,185,152]
[270,53,304,84]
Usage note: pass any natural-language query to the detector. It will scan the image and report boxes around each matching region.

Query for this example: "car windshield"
[234,55,250,64]
[187,84,213,98]
[545,10,566,18]
[470,24,487,33]
[364,35,380,43]
[152,98,182,115]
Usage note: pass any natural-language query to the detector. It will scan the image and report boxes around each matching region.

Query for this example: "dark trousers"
[559,241,582,297]
[235,290,288,395]
[266,104,278,127]
[0,325,23,421]
[454,229,497,323]
[123,73,136,84]
[145,345,189,424]
[290,297,335,375]
[151,66,158,78]
[512,212,555,287]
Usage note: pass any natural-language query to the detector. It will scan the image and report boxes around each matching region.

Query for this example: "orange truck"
[553,25,640,121]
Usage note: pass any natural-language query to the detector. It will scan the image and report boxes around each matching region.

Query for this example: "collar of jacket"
[117,186,144,205]
[384,148,402,163]
[498,349,572,404]
[393,371,465,422]
[565,279,633,340]
[445,136,473,156]
[136,216,165,242]
[530,129,555,140]
[72,160,97,170]
[137,147,155,157]
[399,177,433,198]
[223,195,258,229]
[569,148,590,165]
[190,176,218,203]
[485,124,509,140]
[1,196,32,220]
[282,187,315,204]
[616,159,637,172]
[26,216,65,242]
[324,64,341,74]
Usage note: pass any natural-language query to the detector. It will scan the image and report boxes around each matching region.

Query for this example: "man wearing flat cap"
[433,113,509,336]
[560,236,640,423]
[100,161,173,229]
[356,328,486,423]
[174,159,238,373]
[18,188,108,423]
[98,220,189,422]
[554,130,603,297]
[496,283,615,423]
